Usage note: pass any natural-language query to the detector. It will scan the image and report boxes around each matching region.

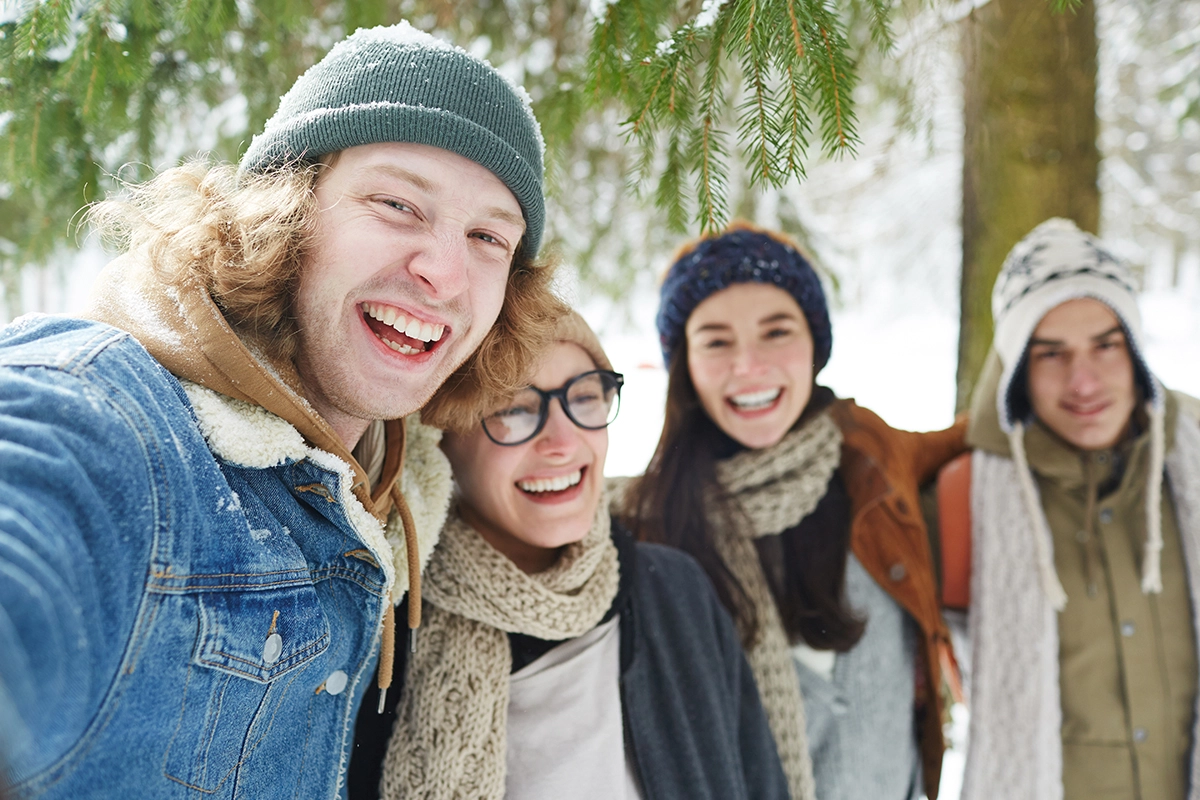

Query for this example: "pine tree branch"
[786,0,806,59]
[819,25,850,151]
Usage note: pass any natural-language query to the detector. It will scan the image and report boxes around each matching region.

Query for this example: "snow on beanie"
[241,22,546,256]
[991,217,1166,604]
[656,223,832,370]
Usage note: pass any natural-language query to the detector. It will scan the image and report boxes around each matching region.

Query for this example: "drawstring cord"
[1142,401,1166,594]
[376,485,423,713]
[1009,421,1069,610]
[377,599,395,713]
[1009,398,1167,611]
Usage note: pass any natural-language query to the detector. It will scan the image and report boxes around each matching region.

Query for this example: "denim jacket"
[0,315,447,798]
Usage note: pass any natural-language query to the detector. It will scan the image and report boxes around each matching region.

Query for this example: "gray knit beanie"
[241,22,546,255]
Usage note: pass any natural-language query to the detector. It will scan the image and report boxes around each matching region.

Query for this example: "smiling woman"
[622,222,968,800]
[349,310,789,800]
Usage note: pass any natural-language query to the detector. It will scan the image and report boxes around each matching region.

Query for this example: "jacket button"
[325,670,349,696]
[889,563,907,581]
[895,499,910,516]
[1099,508,1114,524]
[1133,727,1148,743]
[1121,621,1136,637]
[262,633,283,665]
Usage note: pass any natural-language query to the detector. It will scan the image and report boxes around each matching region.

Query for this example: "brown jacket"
[831,399,968,798]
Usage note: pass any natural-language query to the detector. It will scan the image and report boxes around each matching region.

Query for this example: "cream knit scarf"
[962,410,1200,800]
[712,409,843,800]
[379,500,620,800]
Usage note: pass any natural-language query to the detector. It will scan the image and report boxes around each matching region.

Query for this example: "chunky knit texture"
[379,501,619,799]
[656,226,832,368]
[241,22,546,255]
[961,410,1200,800]
[711,410,843,800]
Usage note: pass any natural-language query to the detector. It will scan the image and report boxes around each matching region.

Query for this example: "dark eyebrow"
[1028,336,1064,348]
[1092,325,1124,342]
[692,322,732,334]
[758,312,799,326]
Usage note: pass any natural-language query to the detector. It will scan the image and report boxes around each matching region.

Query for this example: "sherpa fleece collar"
[181,380,451,601]
[84,253,402,521]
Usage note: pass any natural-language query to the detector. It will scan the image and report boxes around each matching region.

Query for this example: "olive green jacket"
[967,352,1200,800]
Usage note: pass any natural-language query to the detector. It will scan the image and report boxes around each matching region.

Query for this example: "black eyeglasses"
[481,370,625,446]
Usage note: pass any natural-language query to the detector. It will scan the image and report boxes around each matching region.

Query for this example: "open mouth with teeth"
[361,302,446,356]
[728,387,783,413]
[516,467,586,502]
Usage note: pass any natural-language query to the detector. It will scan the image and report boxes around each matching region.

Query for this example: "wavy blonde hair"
[89,157,565,429]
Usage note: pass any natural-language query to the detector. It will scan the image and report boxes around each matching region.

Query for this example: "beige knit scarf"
[712,409,843,800]
[379,500,620,800]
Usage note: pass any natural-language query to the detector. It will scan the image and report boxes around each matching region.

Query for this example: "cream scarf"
[379,501,620,800]
[962,410,1200,800]
[712,409,843,800]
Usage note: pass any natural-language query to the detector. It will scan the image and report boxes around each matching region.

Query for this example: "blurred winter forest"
[1,0,1198,421]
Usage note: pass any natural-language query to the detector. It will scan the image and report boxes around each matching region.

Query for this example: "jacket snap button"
[1099,508,1113,524]
[1132,727,1148,743]
[325,670,348,696]
[1121,621,1136,637]
[895,499,909,516]
[889,563,906,581]
[263,633,283,665]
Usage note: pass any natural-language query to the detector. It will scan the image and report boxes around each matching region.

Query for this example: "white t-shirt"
[504,616,642,800]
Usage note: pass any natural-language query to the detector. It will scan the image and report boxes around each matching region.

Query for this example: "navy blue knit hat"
[656,225,832,371]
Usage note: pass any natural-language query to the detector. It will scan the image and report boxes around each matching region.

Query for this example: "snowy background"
[7,2,1199,797]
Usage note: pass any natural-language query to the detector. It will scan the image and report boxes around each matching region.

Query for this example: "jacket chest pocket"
[164,585,330,795]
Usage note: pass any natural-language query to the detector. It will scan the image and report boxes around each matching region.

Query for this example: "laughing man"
[0,23,563,798]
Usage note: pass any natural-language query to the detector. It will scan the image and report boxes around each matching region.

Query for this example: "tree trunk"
[958,0,1100,410]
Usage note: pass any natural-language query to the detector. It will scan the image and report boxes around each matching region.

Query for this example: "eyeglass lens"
[482,371,622,445]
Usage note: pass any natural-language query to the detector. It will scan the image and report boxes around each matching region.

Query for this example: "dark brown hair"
[625,344,864,652]
[624,348,759,644]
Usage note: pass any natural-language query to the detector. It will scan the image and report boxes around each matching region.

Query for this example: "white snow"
[588,0,621,22]
[693,0,729,30]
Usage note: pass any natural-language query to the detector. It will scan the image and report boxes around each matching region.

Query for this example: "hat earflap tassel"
[1009,422,1068,611]
[1141,401,1166,594]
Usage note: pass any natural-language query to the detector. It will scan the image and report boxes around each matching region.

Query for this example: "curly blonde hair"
[88,157,565,429]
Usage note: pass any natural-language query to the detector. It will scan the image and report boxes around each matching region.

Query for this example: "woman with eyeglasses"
[621,223,967,800]
[347,310,788,800]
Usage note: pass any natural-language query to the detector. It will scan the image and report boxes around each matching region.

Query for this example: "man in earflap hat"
[939,218,1200,800]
